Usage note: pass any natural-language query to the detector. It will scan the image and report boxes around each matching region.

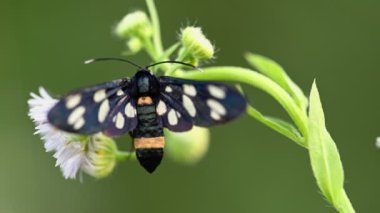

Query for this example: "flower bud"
[165,127,210,165]
[115,11,153,39]
[180,27,214,60]
[83,134,118,178]
[126,37,142,54]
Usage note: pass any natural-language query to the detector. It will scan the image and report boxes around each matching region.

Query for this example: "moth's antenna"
[84,57,144,69]
[145,60,199,70]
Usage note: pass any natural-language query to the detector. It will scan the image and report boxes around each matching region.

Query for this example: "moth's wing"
[103,96,138,137]
[158,76,246,128]
[156,93,194,132]
[48,78,137,136]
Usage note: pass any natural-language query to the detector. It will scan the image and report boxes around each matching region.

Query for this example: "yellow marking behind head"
[137,96,153,105]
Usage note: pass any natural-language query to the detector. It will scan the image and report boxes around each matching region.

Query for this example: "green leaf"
[308,81,354,212]
[245,53,307,111]
[246,105,305,147]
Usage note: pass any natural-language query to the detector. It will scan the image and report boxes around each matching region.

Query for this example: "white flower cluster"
[28,88,116,179]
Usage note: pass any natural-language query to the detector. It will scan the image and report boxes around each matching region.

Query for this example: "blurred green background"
[1,0,379,212]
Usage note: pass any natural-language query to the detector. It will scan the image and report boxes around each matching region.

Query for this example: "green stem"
[166,48,190,76]
[116,151,136,161]
[141,37,159,61]
[177,66,309,142]
[146,0,163,55]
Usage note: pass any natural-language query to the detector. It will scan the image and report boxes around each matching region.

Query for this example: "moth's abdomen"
[132,102,163,138]
[134,137,165,173]
[133,96,164,173]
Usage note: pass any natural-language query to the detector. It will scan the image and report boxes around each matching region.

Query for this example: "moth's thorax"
[133,70,159,96]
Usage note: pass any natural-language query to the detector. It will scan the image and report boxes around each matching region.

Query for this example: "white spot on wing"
[93,89,106,103]
[156,100,167,115]
[183,84,197,96]
[115,112,125,129]
[68,106,86,125]
[210,111,221,120]
[65,94,81,109]
[207,99,226,121]
[73,117,85,130]
[98,99,110,123]
[116,89,125,96]
[182,95,196,117]
[165,86,173,93]
[124,102,136,118]
[208,85,226,99]
[168,109,178,125]
[207,99,226,115]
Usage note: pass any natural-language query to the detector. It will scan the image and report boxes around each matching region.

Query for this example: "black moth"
[48,58,247,173]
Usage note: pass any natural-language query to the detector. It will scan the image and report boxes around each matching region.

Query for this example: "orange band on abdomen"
[134,137,165,149]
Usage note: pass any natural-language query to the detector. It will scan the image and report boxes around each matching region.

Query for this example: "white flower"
[28,88,118,179]
[28,88,87,179]
[54,139,87,179]
[28,87,57,125]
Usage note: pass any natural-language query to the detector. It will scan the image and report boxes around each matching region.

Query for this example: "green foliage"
[178,67,354,212]
[113,0,356,211]
[308,82,354,212]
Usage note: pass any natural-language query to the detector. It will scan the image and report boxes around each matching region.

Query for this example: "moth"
[48,58,247,173]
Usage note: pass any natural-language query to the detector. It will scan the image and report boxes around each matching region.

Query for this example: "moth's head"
[135,69,158,95]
